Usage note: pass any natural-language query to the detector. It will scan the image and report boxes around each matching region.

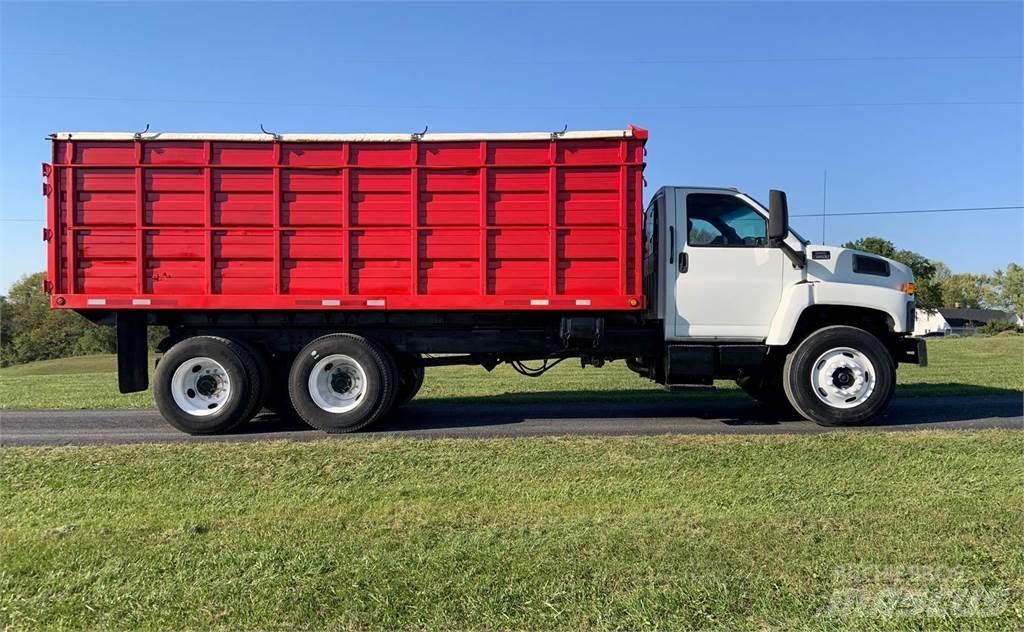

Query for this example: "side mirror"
[768,189,789,242]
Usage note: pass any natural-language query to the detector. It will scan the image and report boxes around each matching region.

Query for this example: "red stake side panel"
[45,128,647,311]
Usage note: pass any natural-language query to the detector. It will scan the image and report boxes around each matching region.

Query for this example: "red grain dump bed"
[44,126,647,311]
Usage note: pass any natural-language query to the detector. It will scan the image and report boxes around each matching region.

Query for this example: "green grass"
[1,336,1020,410]
[2,431,1021,630]
[0,354,125,377]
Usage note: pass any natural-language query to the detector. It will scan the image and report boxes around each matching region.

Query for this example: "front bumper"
[896,336,928,366]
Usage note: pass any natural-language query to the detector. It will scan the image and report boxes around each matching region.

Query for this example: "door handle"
[679,252,688,273]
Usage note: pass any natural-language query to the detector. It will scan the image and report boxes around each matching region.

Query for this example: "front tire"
[288,334,397,433]
[153,336,263,435]
[783,325,896,426]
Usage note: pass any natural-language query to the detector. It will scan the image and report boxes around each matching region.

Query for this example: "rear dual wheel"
[155,333,418,435]
[154,336,265,435]
[287,334,398,433]
[395,357,425,407]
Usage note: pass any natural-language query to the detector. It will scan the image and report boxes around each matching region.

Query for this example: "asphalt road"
[1,395,1021,446]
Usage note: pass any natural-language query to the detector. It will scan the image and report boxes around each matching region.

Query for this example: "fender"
[766,281,911,346]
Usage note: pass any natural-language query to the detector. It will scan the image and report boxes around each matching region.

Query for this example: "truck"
[43,126,926,434]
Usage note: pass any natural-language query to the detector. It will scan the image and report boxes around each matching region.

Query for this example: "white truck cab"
[643,186,925,426]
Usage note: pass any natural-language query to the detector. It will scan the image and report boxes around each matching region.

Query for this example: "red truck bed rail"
[44,126,647,311]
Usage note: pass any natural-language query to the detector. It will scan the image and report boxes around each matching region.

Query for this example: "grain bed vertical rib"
[203,141,213,295]
[341,142,351,296]
[64,140,76,295]
[272,142,282,295]
[410,142,420,296]
[548,140,558,296]
[618,139,628,295]
[479,141,488,296]
[135,140,145,295]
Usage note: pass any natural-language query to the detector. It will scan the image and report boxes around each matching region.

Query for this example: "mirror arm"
[772,237,806,268]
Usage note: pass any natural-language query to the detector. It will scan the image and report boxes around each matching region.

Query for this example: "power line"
[3,205,1021,224]
[791,205,1023,218]
[2,94,1021,111]
[7,52,1022,65]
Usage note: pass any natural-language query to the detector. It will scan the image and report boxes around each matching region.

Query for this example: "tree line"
[1,272,165,367]
[843,237,1023,314]
[2,237,1022,366]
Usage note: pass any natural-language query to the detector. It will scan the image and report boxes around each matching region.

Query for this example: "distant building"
[936,308,1015,335]
[913,309,951,336]
[914,307,1021,336]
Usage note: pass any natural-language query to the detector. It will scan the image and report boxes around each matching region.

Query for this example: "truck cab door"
[668,188,786,340]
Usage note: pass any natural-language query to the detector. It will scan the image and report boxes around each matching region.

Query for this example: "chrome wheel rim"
[170,357,231,416]
[810,347,876,409]
[308,354,367,413]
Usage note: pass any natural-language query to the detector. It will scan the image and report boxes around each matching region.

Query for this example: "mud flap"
[117,311,148,393]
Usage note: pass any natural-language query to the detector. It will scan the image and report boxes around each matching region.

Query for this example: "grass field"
[2,431,1021,630]
[0,335,1020,410]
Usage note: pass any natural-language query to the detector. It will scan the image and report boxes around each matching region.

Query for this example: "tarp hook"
[133,123,150,140]
[411,125,428,141]
[551,124,568,139]
[260,124,281,140]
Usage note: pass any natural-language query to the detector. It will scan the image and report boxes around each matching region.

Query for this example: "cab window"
[643,198,658,256]
[686,193,768,247]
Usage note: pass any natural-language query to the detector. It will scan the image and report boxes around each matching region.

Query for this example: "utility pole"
[821,169,828,244]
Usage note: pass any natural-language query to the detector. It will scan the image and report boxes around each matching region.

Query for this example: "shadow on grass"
[243,383,1022,436]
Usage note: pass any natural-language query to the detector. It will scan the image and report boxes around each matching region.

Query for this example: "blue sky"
[2,1,1021,292]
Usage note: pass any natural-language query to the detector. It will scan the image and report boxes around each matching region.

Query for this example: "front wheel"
[782,326,896,426]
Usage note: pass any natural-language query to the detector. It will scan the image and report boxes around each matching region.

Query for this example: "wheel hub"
[308,354,367,414]
[810,347,876,409]
[170,357,232,417]
[831,367,854,388]
[330,370,354,394]
[195,374,220,396]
